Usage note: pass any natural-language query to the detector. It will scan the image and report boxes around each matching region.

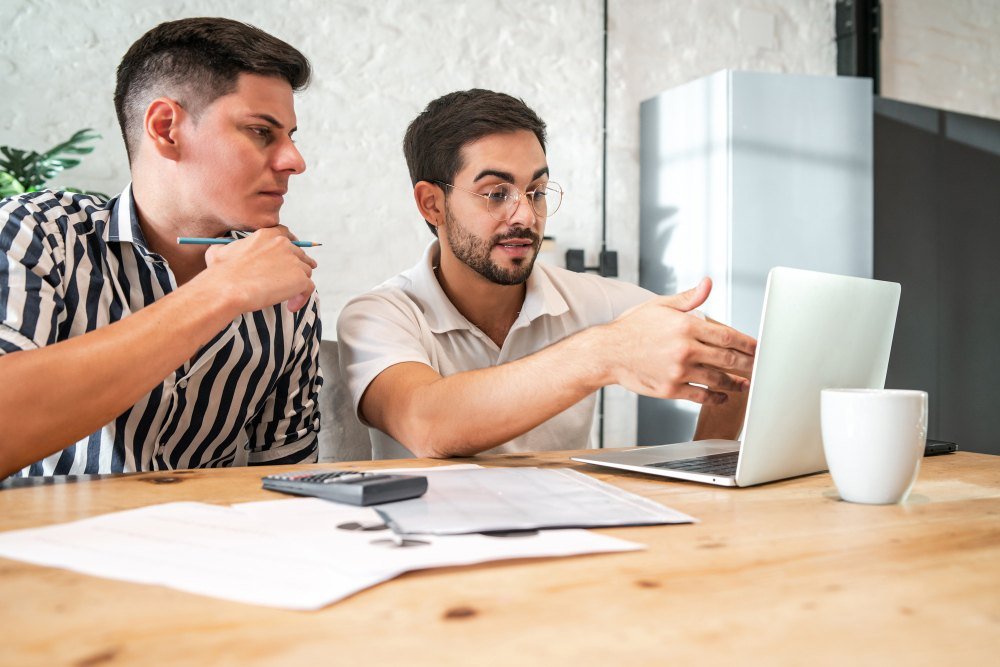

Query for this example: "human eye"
[487,184,513,201]
[249,126,273,143]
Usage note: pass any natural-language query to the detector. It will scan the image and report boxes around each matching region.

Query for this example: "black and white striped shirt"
[0,186,322,477]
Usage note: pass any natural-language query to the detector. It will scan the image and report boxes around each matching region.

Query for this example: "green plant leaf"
[0,147,43,188]
[0,129,102,190]
[0,170,26,198]
[34,129,102,188]
[41,129,100,159]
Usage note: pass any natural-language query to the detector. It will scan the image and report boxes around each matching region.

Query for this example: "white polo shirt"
[336,241,654,459]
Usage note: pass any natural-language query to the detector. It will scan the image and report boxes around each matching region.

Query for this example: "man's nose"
[507,191,537,227]
[275,138,306,175]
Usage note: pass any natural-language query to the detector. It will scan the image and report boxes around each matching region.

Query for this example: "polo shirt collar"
[407,240,570,335]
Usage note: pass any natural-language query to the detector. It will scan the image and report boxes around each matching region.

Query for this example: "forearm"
[378,326,615,457]
[0,274,241,477]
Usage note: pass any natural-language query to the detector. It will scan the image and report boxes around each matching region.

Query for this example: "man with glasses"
[337,89,756,459]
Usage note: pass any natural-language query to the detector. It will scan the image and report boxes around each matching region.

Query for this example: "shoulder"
[337,271,424,326]
[1,189,111,226]
[1,190,112,249]
[337,283,424,340]
[534,263,655,315]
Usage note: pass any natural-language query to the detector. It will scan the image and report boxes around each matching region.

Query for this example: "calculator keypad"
[267,471,389,484]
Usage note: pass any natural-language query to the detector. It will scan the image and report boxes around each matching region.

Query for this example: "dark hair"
[403,89,547,236]
[114,17,311,162]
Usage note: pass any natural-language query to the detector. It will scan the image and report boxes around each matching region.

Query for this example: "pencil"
[177,237,322,248]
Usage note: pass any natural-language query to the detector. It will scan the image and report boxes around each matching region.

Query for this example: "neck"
[131,173,213,287]
[434,247,526,348]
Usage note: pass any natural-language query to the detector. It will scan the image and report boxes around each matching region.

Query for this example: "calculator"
[261,470,428,506]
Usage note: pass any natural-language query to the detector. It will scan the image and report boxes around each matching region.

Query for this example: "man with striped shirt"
[0,18,321,478]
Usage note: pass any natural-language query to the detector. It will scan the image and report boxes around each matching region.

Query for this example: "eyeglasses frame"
[431,179,563,221]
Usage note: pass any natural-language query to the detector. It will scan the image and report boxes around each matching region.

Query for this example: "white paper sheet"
[235,497,642,578]
[374,467,697,535]
[0,491,643,610]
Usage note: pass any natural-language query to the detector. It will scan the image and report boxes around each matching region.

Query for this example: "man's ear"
[143,98,185,161]
[413,181,446,231]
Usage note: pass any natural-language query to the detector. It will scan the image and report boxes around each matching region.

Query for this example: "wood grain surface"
[1,451,997,667]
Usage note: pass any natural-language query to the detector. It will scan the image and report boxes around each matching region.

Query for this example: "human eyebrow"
[531,167,550,182]
[473,169,515,183]
[249,113,284,129]
[248,113,297,135]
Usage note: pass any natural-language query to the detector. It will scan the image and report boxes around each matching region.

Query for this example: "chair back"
[317,339,372,462]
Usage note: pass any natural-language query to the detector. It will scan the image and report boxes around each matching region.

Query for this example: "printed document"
[0,497,642,610]
[375,467,696,535]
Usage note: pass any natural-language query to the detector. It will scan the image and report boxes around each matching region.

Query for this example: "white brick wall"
[3,0,993,447]
[881,0,1000,121]
[0,0,604,320]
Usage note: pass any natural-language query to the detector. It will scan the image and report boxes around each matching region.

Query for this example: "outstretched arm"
[357,279,756,457]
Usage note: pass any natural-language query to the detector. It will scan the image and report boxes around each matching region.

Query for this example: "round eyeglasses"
[434,180,564,221]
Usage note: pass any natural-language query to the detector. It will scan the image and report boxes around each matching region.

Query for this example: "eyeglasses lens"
[485,183,563,221]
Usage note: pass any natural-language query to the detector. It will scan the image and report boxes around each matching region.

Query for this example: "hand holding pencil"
[192,226,318,315]
[178,237,322,248]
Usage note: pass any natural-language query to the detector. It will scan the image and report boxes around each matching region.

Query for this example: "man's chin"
[234,216,282,232]
[488,259,537,286]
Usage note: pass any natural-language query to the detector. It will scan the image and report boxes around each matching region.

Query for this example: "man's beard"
[442,207,541,286]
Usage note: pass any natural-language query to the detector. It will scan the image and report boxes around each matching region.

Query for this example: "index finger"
[694,319,757,355]
[274,224,299,242]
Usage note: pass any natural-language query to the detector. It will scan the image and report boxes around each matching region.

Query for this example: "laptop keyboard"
[646,451,739,476]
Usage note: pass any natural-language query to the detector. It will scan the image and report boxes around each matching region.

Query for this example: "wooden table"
[1,451,998,666]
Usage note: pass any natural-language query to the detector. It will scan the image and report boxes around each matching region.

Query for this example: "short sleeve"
[598,277,657,320]
[247,295,323,465]
[0,196,66,355]
[335,291,435,423]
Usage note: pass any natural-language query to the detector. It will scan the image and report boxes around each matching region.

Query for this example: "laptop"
[572,267,901,487]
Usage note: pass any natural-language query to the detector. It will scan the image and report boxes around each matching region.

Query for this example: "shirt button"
[177,379,188,389]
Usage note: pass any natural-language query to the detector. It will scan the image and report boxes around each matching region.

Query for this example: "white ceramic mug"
[820,389,928,504]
